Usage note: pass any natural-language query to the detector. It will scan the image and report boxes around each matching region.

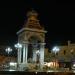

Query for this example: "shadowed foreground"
[0,71,75,75]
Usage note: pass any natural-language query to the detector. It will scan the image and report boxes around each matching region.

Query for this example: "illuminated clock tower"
[17,10,47,70]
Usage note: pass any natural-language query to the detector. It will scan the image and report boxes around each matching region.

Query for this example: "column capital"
[40,43,46,45]
[22,41,29,44]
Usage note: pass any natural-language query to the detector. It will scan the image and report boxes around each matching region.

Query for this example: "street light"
[14,43,22,49]
[36,50,40,54]
[5,47,12,54]
[52,46,60,71]
[5,47,12,65]
[52,46,60,55]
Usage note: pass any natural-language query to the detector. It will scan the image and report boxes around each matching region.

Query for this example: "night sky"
[0,0,75,49]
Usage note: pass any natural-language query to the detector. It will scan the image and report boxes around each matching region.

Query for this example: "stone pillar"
[68,40,71,47]
[23,42,28,64]
[18,48,22,64]
[39,43,45,69]
[23,44,26,63]
[25,43,28,63]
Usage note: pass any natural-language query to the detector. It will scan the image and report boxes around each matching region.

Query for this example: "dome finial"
[27,9,38,18]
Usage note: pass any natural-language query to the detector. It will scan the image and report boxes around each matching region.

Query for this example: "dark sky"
[0,0,75,48]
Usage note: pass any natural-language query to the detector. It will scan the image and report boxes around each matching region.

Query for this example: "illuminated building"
[16,10,47,70]
[45,41,75,69]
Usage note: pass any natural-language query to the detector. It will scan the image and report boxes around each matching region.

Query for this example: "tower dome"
[27,10,38,18]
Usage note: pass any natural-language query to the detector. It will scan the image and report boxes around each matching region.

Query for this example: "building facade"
[45,41,75,69]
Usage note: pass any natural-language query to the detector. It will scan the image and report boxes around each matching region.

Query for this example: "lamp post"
[36,50,40,63]
[14,43,22,67]
[52,46,60,71]
[5,47,12,63]
[36,50,40,70]
[5,47,12,54]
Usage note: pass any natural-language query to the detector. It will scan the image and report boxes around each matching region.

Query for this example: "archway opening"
[27,36,41,63]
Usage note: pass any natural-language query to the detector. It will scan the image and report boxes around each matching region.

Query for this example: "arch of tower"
[17,10,47,69]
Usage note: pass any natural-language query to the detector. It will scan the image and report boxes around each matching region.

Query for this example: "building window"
[64,50,66,55]
[56,53,58,56]
[70,49,74,54]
